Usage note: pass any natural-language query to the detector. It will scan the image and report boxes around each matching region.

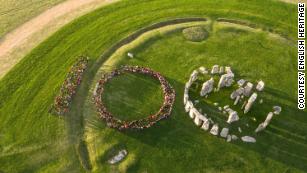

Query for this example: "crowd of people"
[51,56,89,115]
[93,65,176,130]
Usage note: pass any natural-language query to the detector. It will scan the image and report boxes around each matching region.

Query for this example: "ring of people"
[93,65,176,130]
[184,65,282,143]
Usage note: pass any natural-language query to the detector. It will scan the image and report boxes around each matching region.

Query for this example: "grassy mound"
[182,26,209,42]
[0,0,302,172]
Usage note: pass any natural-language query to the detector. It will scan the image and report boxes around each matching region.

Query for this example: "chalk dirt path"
[0,0,118,78]
[0,0,300,79]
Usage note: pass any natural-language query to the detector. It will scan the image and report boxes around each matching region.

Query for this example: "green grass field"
[0,0,65,37]
[0,0,305,172]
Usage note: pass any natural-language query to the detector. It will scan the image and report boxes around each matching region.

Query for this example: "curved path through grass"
[0,1,303,172]
[82,17,304,172]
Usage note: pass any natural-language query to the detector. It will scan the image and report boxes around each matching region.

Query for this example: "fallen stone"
[214,102,219,106]
[127,52,134,58]
[108,149,128,164]
[208,118,214,124]
[218,107,222,111]
[273,106,282,115]
[241,101,247,110]
[255,112,274,133]
[234,96,240,105]
[238,127,242,133]
[225,107,232,112]
[223,105,230,110]
[231,135,238,140]
[241,136,256,143]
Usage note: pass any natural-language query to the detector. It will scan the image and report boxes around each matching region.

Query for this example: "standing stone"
[200,78,214,96]
[210,124,219,136]
[220,128,229,138]
[185,101,193,113]
[237,79,246,87]
[244,92,257,114]
[190,70,199,82]
[219,66,224,74]
[189,107,197,119]
[225,66,232,74]
[234,95,240,105]
[217,73,234,90]
[256,80,265,91]
[183,94,189,105]
[199,66,208,74]
[194,116,202,126]
[226,135,232,142]
[211,65,219,74]
[185,81,192,89]
[243,82,253,96]
[201,119,210,131]
[230,87,244,99]
[227,110,239,124]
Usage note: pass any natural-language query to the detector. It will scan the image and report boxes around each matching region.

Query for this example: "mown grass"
[0,0,300,172]
[0,0,65,37]
[103,72,164,121]
[84,21,306,172]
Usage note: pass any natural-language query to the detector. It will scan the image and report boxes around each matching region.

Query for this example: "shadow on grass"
[79,17,304,172]
[96,77,307,172]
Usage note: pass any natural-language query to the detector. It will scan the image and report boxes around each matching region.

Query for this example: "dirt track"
[0,0,118,78]
[0,0,300,78]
